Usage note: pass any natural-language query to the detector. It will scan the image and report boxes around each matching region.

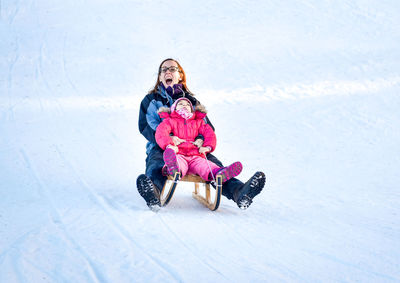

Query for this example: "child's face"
[175,100,192,112]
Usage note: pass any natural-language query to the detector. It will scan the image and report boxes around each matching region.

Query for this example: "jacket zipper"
[184,119,189,152]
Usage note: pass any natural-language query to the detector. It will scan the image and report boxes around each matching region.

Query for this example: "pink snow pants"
[176,154,220,181]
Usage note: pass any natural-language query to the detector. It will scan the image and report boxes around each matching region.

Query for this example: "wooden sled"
[160,173,223,211]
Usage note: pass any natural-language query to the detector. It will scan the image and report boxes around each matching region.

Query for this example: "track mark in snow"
[6,0,20,25]
[6,35,20,122]
[158,214,230,280]
[37,36,64,115]
[0,228,59,282]
[211,212,295,279]
[52,145,184,282]
[18,147,107,283]
[316,251,399,281]
[62,33,80,95]
[0,228,38,265]
[38,39,52,93]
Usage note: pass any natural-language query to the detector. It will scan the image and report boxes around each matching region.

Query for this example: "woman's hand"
[198,146,211,155]
[192,138,204,148]
[171,136,186,145]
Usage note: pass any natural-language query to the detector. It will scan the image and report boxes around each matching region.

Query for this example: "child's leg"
[187,156,220,181]
[163,148,180,175]
[163,148,189,177]
[177,155,189,177]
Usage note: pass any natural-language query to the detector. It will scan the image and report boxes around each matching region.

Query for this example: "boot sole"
[137,174,161,209]
[237,171,266,210]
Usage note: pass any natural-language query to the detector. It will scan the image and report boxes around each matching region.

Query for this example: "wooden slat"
[168,174,205,183]
[165,173,222,211]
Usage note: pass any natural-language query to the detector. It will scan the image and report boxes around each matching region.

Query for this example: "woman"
[137,58,265,210]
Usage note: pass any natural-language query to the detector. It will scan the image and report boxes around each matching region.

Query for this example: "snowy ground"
[1,0,400,282]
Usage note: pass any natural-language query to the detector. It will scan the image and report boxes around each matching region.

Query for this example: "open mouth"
[165,78,173,85]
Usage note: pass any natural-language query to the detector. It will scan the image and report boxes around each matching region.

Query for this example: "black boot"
[233,171,266,210]
[137,174,161,210]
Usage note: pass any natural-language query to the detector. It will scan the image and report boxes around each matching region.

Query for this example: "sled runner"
[160,171,180,206]
[160,173,223,211]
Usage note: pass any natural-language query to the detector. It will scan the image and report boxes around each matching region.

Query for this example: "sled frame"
[160,173,222,211]
[160,172,180,206]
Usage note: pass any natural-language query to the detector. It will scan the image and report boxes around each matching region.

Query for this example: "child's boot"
[214,161,243,183]
[163,148,179,176]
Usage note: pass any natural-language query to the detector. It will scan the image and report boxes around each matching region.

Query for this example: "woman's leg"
[145,146,167,192]
[207,153,266,208]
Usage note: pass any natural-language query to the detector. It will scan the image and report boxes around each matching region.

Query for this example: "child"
[155,97,242,183]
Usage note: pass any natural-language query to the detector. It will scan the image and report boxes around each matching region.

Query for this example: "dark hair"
[148,58,193,95]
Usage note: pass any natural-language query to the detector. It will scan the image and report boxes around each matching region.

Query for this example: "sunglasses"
[160,66,179,73]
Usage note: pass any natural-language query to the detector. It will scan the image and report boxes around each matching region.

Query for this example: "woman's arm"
[138,94,162,144]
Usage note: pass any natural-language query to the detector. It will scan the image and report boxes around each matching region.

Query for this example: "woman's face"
[175,100,192,113]
[159,60,182,88]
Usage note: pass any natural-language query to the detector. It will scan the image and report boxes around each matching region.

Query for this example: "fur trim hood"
[158,103,208,119]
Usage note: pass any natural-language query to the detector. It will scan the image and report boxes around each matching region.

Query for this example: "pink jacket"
[155,104,217,158]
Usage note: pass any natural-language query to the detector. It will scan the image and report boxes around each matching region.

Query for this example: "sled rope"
[203,153,216,183]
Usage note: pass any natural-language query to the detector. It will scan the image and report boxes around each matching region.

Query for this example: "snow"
[1,0,400,282]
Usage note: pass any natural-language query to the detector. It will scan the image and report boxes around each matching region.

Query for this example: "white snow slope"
[1,0,400,282]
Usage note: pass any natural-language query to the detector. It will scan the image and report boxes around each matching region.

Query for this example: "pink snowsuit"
[155,99,220,181]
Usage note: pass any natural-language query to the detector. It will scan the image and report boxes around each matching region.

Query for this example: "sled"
[160,173,223,211]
